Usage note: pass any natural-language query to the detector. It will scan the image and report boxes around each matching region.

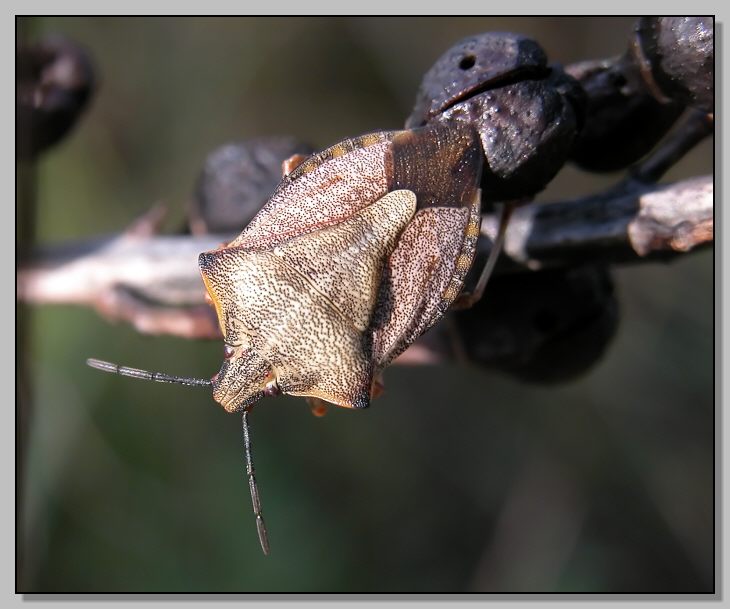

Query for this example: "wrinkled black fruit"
[191,137,314,234]
[435,67,583,201]
[17,36,95,159]
[635,17,714,112]
[406,32,549,128]
[407,32,583,202]
[453,265,618,383]
[567,57,683,172]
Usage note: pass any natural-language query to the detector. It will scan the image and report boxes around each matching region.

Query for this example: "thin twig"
[630,109,713,184]
[17,175,712,340]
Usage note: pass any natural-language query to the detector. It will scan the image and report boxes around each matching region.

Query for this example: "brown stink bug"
[88,120,488,555]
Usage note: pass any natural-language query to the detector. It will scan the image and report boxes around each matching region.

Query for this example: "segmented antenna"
[242,410,270,555]
[86,358,212,387]
[86,358,271,554]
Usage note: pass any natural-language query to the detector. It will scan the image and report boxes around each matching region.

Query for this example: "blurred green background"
[17,17,713,593]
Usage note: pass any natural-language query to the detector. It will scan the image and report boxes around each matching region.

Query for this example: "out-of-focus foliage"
[18,17,713,593]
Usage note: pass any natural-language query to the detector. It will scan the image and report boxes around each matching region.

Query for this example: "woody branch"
[17,174,713,343]
[16,19,714,377]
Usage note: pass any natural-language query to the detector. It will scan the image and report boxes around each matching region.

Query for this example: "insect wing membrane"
[373,122,484,366]
[372,197,480,366]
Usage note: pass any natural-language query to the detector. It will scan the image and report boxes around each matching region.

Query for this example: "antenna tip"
[86,358,114,372]
[256,516,271,556]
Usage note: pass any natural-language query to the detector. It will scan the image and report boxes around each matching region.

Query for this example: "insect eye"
[223,344,235,359]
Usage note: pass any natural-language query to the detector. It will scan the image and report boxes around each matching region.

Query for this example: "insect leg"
[281,153,309,177]
[453,199,518,310]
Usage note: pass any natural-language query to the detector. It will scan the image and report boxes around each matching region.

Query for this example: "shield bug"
[88,120,485,554]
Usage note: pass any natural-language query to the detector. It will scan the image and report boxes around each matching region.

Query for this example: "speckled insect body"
[89,120,484,554]
[200,122,483,413]
[85,33,585,555]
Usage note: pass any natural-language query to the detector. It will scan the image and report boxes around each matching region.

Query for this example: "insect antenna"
[88,358,271,553]
[86,358,212,387]
[242,409,271,555]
